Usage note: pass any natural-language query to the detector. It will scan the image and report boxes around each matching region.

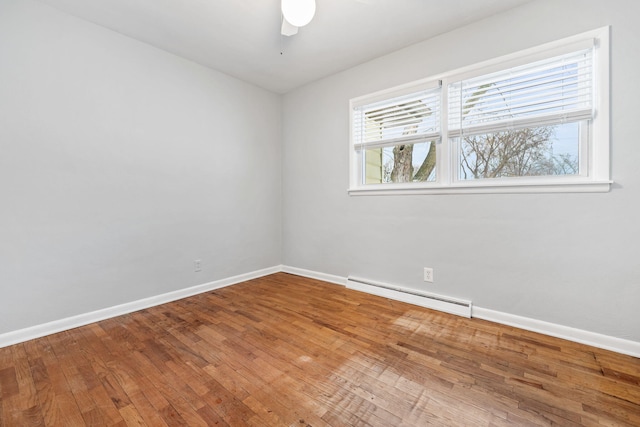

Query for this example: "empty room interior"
[1,0,640,425]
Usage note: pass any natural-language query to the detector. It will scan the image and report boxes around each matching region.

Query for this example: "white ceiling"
[36,0,532,93]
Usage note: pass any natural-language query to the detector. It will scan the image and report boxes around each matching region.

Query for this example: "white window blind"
[448,46,594,138]
[353,83,441,150]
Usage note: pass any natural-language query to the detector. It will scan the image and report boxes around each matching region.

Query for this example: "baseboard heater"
[346,276,472,318]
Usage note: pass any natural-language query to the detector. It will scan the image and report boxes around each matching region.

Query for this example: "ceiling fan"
[280,0,316,36]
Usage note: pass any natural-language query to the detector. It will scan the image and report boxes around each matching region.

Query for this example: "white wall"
[0,0,282,334]
[282,0,640,342]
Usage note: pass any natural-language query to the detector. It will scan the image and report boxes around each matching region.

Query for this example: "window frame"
[351,79,442,186]
[348,27,611,195]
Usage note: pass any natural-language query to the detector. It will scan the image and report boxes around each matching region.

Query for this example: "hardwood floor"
[1,273,639,426]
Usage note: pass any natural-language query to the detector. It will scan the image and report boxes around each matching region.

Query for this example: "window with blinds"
[448,46,595,181]
[352,82,441,184]
[348,27,610,194]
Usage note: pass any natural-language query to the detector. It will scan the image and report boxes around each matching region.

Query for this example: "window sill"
[348,180,612,196]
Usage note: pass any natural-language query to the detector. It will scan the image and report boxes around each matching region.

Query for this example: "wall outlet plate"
[424,267,433,282]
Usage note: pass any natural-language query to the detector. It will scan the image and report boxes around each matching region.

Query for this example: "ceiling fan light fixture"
[281,0,316,28]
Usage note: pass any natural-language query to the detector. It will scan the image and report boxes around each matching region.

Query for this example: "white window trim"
[348,26,611,196]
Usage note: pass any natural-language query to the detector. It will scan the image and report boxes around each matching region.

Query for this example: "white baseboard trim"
[472,307,640,358]
[0,265,281,349]
[280,265,347,286]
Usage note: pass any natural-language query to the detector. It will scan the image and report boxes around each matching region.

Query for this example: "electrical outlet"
[423,267,433,282]
[194,259,202,272]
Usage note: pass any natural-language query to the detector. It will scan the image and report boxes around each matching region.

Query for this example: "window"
[349,27,610,195]
[352,81,441,185]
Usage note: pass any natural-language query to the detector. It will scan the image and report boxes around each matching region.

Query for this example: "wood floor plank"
[1,347,29,420]
[1,272,639,426]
